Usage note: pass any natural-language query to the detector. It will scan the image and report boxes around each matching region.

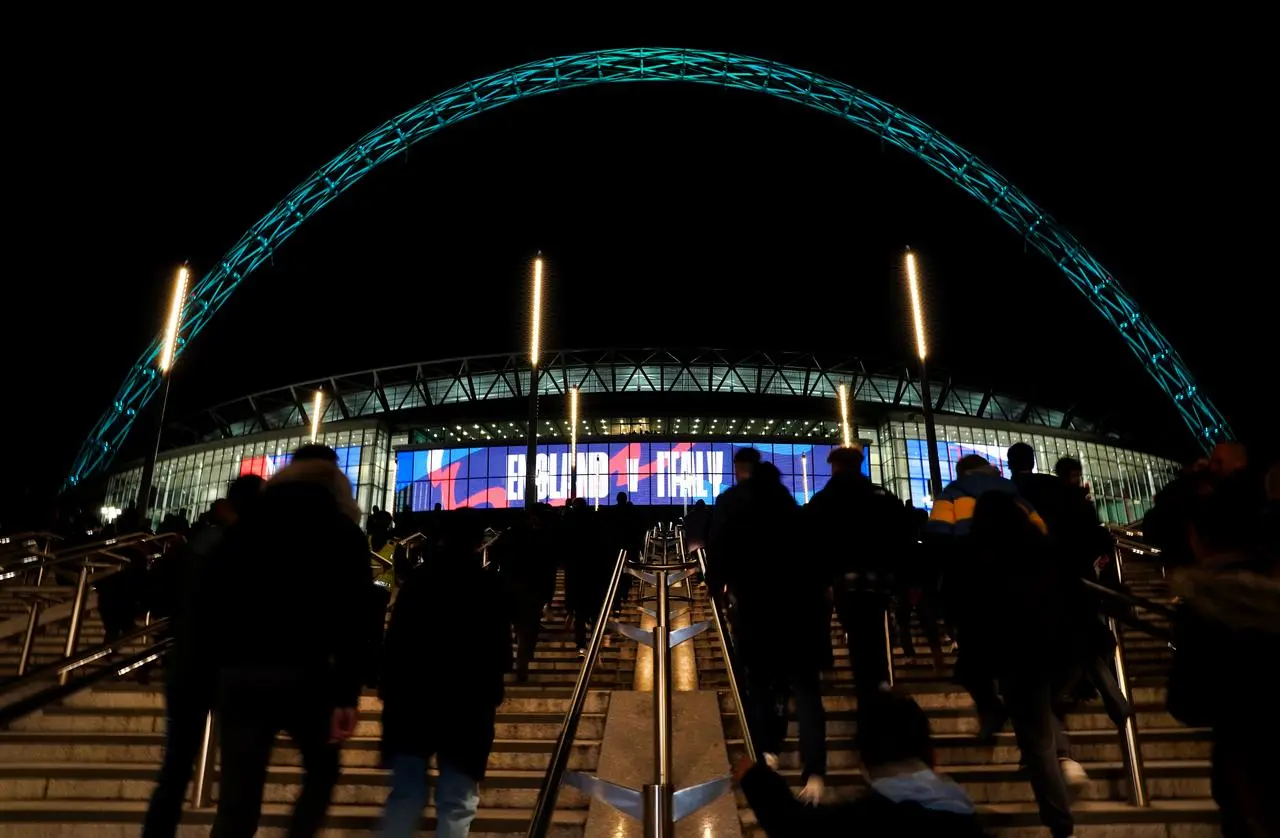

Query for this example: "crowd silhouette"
[8,434,1275,837]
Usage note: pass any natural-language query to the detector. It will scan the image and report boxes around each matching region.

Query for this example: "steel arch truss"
[68,47,1230,487]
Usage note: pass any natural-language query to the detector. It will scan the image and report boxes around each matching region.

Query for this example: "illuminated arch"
[68,47,1230,486]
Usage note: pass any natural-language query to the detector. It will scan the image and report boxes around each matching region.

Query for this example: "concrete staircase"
[691,553,1220,836]
[0,544,1221,836]
[0,569,636,836]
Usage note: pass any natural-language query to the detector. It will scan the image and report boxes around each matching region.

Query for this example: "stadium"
[101,347,1179,526]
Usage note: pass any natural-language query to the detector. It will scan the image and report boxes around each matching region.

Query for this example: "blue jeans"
[380,754,480,838]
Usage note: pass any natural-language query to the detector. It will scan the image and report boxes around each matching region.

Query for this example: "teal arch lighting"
[67,48,1231,487]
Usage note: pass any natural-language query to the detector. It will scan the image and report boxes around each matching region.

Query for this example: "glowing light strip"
[801,453,810,503]
[530,257,543,368]
[905,251,928,361]
[158,266,188,373]
[310,390,324,443]
[838,383,853,448]
[569,387,579,494]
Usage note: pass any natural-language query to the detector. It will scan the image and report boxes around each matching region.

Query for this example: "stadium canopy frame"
[68,48,1230,487]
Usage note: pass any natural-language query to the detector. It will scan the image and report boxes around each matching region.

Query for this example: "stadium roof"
[167,348,1100,448]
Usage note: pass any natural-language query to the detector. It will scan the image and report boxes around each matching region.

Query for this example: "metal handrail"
[1,618,171,699]
[10,532,183,678]
[1080,578,1178,625]
[1,531,178,577]
[1101,545,1149,808]
[526,547,629,838]
[692,547,755,762]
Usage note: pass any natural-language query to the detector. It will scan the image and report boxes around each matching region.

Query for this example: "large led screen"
[394,441,870,511]
[240,445,362,497]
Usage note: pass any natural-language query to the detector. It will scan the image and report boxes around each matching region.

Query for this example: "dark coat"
[561,507,608,616]
[805,471,909,588]
[1013,472,1112,580]
[158,522,225,692]
[949,495,1105,679]
[711,473,833,675]
[1167,554,1280,734]
[494,521,557,614]
[209,464,372,707]
[740,763,988,837]
[380,555,512,780]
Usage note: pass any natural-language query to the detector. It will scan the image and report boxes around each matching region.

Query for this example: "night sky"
[4,20,1270,515]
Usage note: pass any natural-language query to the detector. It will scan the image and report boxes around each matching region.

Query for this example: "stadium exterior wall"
[102,395,1180,528]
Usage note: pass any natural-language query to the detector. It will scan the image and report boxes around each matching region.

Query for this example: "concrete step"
[0,762,596,809]
[0,800,587,836]
[733,759,1212,804]
[735,799,1220,837]
[0,732,603,772]
[724,727,1212,763]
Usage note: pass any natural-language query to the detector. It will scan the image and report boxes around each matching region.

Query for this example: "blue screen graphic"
[394,441,870,511]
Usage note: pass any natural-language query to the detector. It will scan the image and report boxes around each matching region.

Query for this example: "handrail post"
[526,548,629,838]
[192,711,218,807]
[17,565,47,676]
[1109,545,1149,807]
[59,565,92,686]
[882,609,895,688]
[643,565,675,838]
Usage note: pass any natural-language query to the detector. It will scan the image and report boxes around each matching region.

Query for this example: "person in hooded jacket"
[717,460,832,805]
[207,445,372,838]
[926,454,1046,743]
[956,490,1096,838]
[378,508,512,838]
[737,691,986,836]
[1167,481,1279,837]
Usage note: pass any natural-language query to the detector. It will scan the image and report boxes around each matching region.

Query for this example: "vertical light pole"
[838,383,854,449]
[310,389,324,444]
[525,256,543,508]
[568,386,579,501]
[137,265,188,525]
[905,250,944,500]
[801,452,811,504]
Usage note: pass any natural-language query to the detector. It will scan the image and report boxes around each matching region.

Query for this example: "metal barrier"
[1090,544,1156,808]
[526,547,629,837]
[8,532,182,676]
[691,547,755,763]
[530,526,752,838]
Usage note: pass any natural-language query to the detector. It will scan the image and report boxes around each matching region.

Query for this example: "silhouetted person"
[142,476,263,838]
[562,497,606,654]
[496,509,556,682]
[1168,481,1278,837]
[716,460,831,804]
[609,491,644,606]
[737,692,985,836]
[379,509,511,837]
[208,445,370,838]
[158,508,191,538]
[806,446,910,698]
[957,491,1096,838]
[927,454,1046,741]
[706,447,762,592]
[683,498,712,551]
[895,499,945,670]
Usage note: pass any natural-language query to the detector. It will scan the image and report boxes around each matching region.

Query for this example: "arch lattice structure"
[68,47,1230,487]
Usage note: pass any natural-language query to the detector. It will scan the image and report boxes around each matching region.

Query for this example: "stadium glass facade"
[99,350,1182,527]
[103,424,391,525]
[877,421,1178,521]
